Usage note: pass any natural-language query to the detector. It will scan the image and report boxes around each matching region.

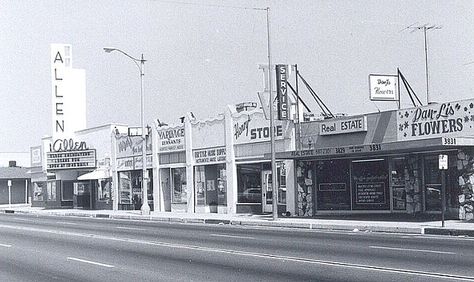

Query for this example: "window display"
[316,160,351,210]
[172,167,187,203]
[352,159,389,210]
[237,164,261,204]
[98,179,112,201]
[47,181,57,201]
[391,158,407,210]
[33,182,45,201]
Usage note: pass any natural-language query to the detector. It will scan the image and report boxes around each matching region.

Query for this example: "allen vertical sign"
[276,64,289,120]
[51,44,72,138]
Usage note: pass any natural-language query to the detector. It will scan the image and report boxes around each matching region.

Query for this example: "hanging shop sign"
[397,99,474,141]
[369,74,398,101]
[157,126,185,152]
[116,135,152,158]
[276,64,289,120]
[319,116,367,135]
[193,147,226,165]
[233,114,288,145]
[46,149,96,170]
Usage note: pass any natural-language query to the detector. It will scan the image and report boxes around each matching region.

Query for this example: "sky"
[1,0,473,166]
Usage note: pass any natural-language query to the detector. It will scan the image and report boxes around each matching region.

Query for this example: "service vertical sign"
[275,64,289,120]
[51,44,72,139]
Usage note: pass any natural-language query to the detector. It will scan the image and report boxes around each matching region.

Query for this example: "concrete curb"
[2,208,472,237]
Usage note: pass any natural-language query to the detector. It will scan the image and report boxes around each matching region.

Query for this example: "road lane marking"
[1,223,473,281]
[210,234,255,240]
[116,226,146,231]
[56,221,78,225]
[370,245,456,255]
[67,257,114,268]
[0,243,12,248]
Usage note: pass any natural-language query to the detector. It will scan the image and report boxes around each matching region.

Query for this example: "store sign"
[369,74,398,101]
[46,149,96,170]
[51,44,86,138]
[193,147,226,165]
[397,99,474,141]
[276,64,289,120]
[49,138,88,152]
[157,127,185,152]
[233,115,286,144]
[319,116,367,135]
[116,157,134,171]
[439,154,448,170]
[288,143,383,158]
[116,135,152,158]
[30,146,42,166]
[355,182,386,204]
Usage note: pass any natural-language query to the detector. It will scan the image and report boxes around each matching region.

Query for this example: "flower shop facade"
[279,99,474,220]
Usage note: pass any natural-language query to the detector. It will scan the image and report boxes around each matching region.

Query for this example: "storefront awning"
[272,137,474,160]
[77,168,110,180]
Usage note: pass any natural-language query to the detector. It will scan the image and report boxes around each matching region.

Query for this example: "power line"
[150,0,266,11]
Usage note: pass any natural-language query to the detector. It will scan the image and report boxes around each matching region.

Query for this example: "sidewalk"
[1,205,473,237]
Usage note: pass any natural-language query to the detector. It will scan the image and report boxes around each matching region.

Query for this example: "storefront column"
[285,160,295,215]
[185,112,195,213]
[457,149,474,221]
[111,130,119,211]
[151,127,161,212]
[225,106,237,214]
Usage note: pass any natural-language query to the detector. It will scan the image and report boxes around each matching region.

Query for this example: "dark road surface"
[0,213,473,281]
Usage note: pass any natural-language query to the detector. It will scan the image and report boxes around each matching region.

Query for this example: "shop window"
[33,182,45,201]
[237,164,262,204]
[172,167,187,203]
[316,160,351,210]
[195,166,206,206]
[47,181,57,201]
[391,158,407,211]
[278,163,286,204]
[423,155,457,211]
[118,172,132,204]
[195,164,227,207]
[98,179,112,201]
[352,159,389,210]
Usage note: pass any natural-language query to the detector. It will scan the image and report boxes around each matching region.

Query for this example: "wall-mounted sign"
[193,147,226,165]
[30,146,42,167]
[369,74,398,101]
[319,116,367,135]
[116,135,152,158]
[397,99,474,141]
[46,149,96,170]
[157,127,185,152]
[49,138,88,152]
[51,44,86,139]
[276,64,289,120]
[233,114,287,145]
[439,154,448,170]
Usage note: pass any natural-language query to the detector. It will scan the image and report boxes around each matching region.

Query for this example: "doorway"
[262,170,273,213]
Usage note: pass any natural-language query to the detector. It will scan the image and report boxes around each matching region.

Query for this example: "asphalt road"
[0,213,473,282]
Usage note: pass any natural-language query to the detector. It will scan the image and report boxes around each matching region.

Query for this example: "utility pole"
[406,24,442,104]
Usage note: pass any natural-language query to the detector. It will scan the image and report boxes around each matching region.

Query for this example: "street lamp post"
[104,47,151,215]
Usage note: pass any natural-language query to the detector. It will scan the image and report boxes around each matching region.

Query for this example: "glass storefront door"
[262,170,273,213]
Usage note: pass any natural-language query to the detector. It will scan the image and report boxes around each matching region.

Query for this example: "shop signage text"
[289,143,383,158]
[116,135,152,158]
[51,44,70,136]
[276,64,289,120]
[46,149,96,170]
[320,116,367,135]
[369,74,398,101]
[355,182,386,204]
[397,99,474,141]
[49,138,88,153]
[157,127,185,152]
[233,116,285,144]
[194,147,226,164]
